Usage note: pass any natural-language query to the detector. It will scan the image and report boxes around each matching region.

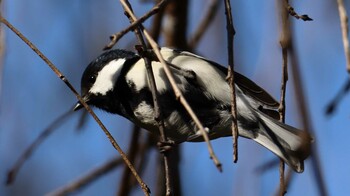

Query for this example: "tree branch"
[325,77,350,115]
[6,109,73,185]
[284,1,313,21]
[117,125,141,196]
[224,0,239,163]
[0,16,150,195]
[277,0,291,194]
[104,0,169,50]
[162,1,189,195]
[163,0,188,49]
[48,157,123,196]
[189,0,220,50]
[288,25,328,196]
[337,0,350,73]
[119,1,173,194]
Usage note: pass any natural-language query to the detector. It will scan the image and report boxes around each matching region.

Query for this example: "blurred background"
[1,0,349,195]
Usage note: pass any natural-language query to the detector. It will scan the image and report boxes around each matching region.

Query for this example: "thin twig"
[118,125,141,196]
[337,0,350,73]
[148,1,166,46]
[163,0,188,49]
[119,0,222,171]
[278,161,286,195]
[48,157,123,196]
[119,1,173,194]
[284,1,313,21]
[283,168,293,192]
[278,2,290,123]
[188,0,220,49]
[277,0,291,194]
[155,150,166,196]
[289,29,328,196]
[6,109,73,185]
[130,134,156,187]
[224,0,239,163]
[0,16,150,195]
[104,0,169,50]
[275,168,293,196]
[162,1,187,195]
[325,77,350,115]
[76,110,89,130]
[0,11,4,103]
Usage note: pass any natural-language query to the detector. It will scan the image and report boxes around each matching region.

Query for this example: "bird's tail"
[253,110,312,173]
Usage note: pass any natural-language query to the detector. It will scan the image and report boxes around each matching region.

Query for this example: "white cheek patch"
[89,58,126,95]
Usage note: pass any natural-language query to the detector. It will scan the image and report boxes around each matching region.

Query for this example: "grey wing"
[167,48,280,120]
[173,48,280,108]
[234,72,279,109]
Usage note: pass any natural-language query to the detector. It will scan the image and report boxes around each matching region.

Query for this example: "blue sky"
[1,0,349,195]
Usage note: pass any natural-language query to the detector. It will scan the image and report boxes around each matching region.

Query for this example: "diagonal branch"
[325,77,350,115]
[162,1,188,195]
[162,0,188,49]
[6,109,73,185]
[189,0,220,50]
[337,0,350,73]
[0,16,150,195]
[118,125,141,196]
[48,157,123,196]
[284,1,313,21]
[119,0,222,171]
[0,13,4,103]
[104,0,169,50]
[288,25,328,196]
[224,0,239,163]
[276,0,291,194]
[119,1,173,194]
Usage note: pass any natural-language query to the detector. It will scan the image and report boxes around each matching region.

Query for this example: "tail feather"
[253,110,312,173]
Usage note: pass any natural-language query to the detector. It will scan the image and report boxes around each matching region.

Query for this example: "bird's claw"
[157,140,176,154]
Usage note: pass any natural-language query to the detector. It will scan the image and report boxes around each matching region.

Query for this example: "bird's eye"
[89,75,96,83]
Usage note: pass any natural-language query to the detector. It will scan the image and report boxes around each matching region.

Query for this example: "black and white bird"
[74,47,311,173]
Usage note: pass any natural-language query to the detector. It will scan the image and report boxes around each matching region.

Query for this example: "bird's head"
[74,49,139,112]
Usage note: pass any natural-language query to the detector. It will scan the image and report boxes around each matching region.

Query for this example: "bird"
[74,47,311,173]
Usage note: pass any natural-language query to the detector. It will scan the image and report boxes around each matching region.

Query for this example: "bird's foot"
[157,140,176,154]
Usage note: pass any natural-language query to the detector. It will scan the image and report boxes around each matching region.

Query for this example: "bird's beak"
[73,95,90,111]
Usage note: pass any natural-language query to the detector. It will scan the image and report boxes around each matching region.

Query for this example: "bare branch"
[163,0,188,49]
[0,12,4,103]
[130,134,156,187]
[148,1,166,45]
[277,0,291,194]
[119,1,173,194]
[6,109,73,185]
[0,16,150,195]
[337,0,350,73]
[274,168,293,196]
[76,110,89,130]
[118,125,141,196]
[104,0,169,50]
[325,77,350,115]
[224,0,239,163]
[48,157,123,196]
[289,28,328,196]
[284,1,313,21]
[162,1,188,195]
[189,0,220,49]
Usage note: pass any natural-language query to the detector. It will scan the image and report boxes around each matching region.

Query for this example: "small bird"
[74,47,311,173]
